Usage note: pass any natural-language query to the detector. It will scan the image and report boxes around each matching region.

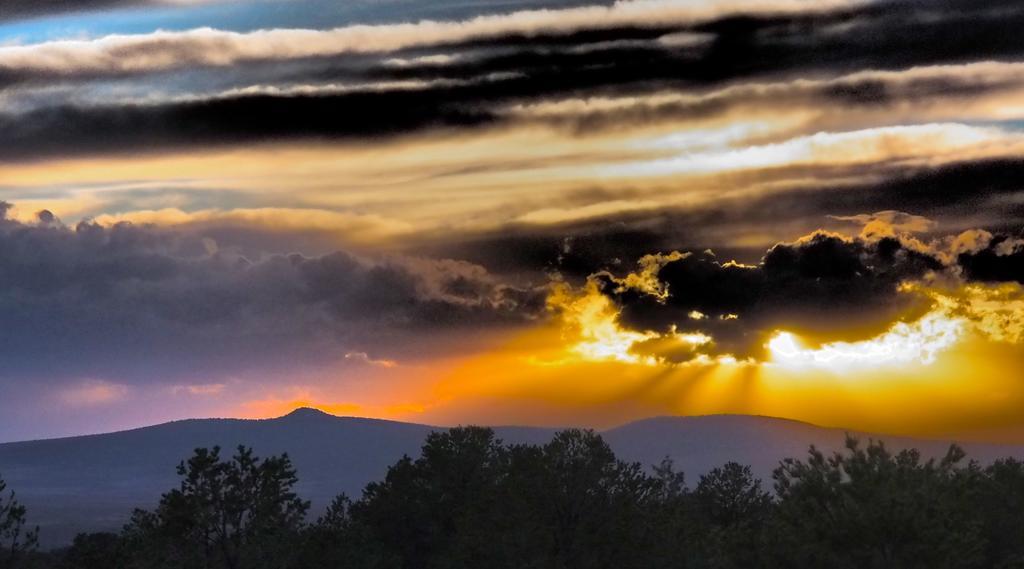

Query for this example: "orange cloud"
[58,380,130,407]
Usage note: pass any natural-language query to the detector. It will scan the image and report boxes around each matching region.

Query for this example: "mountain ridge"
[3,410,1023,547]
[1,408,982,448]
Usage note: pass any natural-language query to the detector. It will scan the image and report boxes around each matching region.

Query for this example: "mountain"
[2,409,1023,547]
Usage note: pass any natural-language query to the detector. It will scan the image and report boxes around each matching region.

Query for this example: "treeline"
[4,427,1024,569]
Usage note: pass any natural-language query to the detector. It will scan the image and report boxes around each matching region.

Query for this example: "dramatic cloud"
[7,0,1024,161]
[403,154,1024,282]
[0,88,497,161]
[549,221,1024,363]
[0,0,854,77]
[0,204,544,383]
[4,0,1024,440]
[959,235,1024,285]
[0,0,164,22]
[509,61,1024,135]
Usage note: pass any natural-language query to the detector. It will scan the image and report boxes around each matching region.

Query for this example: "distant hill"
[2,408,1023,547]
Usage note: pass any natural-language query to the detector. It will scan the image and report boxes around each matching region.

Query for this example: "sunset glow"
[1,0,1024,445]
[766,311,964,370]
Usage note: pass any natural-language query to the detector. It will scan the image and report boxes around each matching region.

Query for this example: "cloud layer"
[0,205,544,384]
[3,0,1024,439]
[552,221,1024,364]
[6,0,1024,160]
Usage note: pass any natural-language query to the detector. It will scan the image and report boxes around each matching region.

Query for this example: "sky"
[1,0,1023,442]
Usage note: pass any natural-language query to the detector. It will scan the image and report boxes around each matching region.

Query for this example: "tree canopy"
[8,431,1024,569]
[0,474,37,569]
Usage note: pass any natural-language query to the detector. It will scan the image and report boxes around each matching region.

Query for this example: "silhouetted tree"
[61,532,124,569]
[292,495,357,569]
[0,474,37,569]
[975,458,1024,567]
[770,436,983,569]
[123,446,309,569]
[323,427,664,569]
[630,457,696,568]
[41,429,1024,569]
[349,427,507,569]
[499,429,658,569]
[693,462,773,568]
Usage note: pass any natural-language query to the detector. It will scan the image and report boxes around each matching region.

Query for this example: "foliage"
[60,533,125,569]
[0,474,37,569]
[770,437,986,569]
[17,432,1024,569]
[121,446,309,569]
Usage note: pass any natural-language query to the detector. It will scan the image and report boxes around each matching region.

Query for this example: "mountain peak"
[281,407,334,420]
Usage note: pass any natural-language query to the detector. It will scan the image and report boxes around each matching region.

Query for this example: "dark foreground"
[3,426,1024,569]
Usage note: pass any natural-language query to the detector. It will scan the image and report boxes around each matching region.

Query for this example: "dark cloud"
[0,89,497,162]
[19,0,1024,86]
[710,159,1024,239]
[959,236,1024,284]
[258,0,1024,95]
[383,0,1024,117]
[0,0,146,22]
[420,221,673,280]
[399,158,1024,282]
[523,64,1024,136]
[7,0,1024,160]
[588,231,954,361]
[0,0,611,25]
[0,205,544,383]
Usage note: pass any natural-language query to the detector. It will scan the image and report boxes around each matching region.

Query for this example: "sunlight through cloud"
[766,312,965,370]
